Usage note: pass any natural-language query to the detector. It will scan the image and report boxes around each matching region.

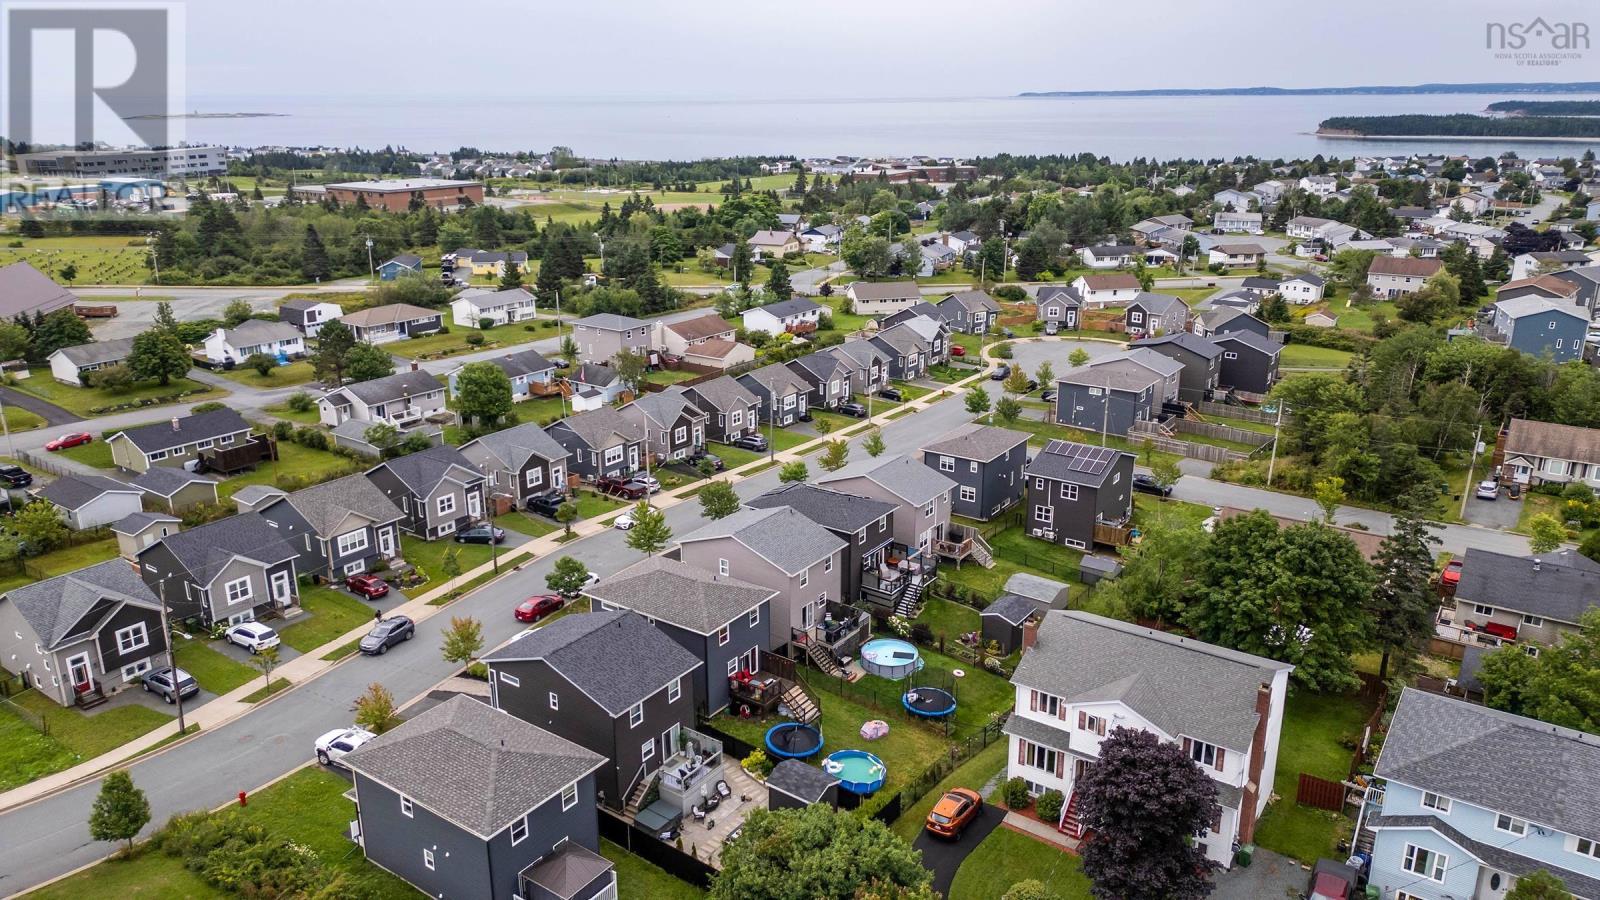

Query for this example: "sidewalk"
[1001,810,1083,853]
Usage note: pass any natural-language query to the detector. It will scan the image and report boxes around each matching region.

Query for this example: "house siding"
[1024,456,1133,549]
[926,447,1026,521]
[677,538,842,650]
[1215,342,1278,396]
[1056,383,1145,437]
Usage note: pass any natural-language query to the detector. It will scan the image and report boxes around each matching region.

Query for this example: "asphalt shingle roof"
[282,473,404,536]
[480,348,557,379]
[982,592,1037,625]
[683,375,758,412]
[847,281,920,302]
[752,298,822,319]
[940,289,1000,313]
[483,610,702,716]
[340,303,439,327]
[746,482,897,534]
[623,391,706,429]
[1004,572,1072,606]
[219,319,302,348]
[1455,547,1600,624]
[1128,292,1188,316]
[34,474,138,510]
[679,505,846,575]
[53,337,134,368]
[1503,418,1600,465]
[766,759,839,804]
[1213,330,1282,356]
[370,445,482,497]
[0,262,76,318]
[816,453,956,506]
[1133,332,1224,360]
[1013,611,1291,752]
[330,370,444,407]
[111,511,179,536]
[129,467,218,498]
[5,558,160,649]
[548,407,641,451]
[114,409,251,455]
[341,695,605,839]
[463,421,569,471]
[571,313,649,331]
[584,557,775,635]
[921,423,1030,462]
[738,363,810,398]
[149,511,298,582]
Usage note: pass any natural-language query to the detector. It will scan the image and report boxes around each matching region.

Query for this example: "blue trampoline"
[765,722,823,759]
[903,686,957,718]
[824,749,887,794]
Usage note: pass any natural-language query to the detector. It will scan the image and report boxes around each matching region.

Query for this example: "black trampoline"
[903,686,957,718]
[765,722,824,759]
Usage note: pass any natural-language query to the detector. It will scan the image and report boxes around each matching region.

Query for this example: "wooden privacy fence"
[1170,418,1273,448]
[1194,401,1295,426]
[1128,425,1248,464]
[1296,773,1346,812]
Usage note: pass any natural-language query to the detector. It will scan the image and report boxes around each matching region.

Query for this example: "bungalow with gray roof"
[31,473,142,530]
[318,369,447,429]
[447,347,560,404]
[459,422,571,507]
[136,511,300,626]
[47,337,135,386]
[107,409,256,474]
[128,466,219,513]
[201,319,306,366]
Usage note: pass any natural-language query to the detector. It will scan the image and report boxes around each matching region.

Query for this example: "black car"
[1132,473,1173,497]
[360,615,416,655]
[0,465,31,488]
[838,401,869,418]
[990,364,1010,381]
[525,490,567,517]
[1025,379,1039,393]
[796,409,813,422]
[141,666,199,704]
[877,387,904,402]
[1040,389,1057,403]
[689,448,725,471]
[455,523,506,544]
[730,433,769,451]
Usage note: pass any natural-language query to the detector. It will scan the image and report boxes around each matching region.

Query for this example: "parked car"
[526,490,567,517]
[1000,327,1014,338]
[950,345,966,357]
[1132,473,1172,497]
[515,594,565,623]
[224,621,280,654]
[596,476,649,500]
[315,726,376,768]
[626,473,662,494]
[838,401,869,418]
[44,432,92,452]
[925,788,982,839]
[558,571,601,599]
[0,464,32,488]
[989,364,1010,381]
[1025,379,1039,393]
[1440,558,1464,591]
[1040,390,1057,403]
[455,523,506,544]
[360,615,415,655]
[345,572,390,599]
[689,448,725,471]
[878,387,904,402]
[141,666,199,704]
[614,504,654,530]
[730,434,768,452]
[1474,479,1499,501]
[1306,858,1360,900]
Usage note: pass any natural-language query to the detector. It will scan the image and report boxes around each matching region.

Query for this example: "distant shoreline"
[1020,81,1600,98]
[1314,130,1600,143]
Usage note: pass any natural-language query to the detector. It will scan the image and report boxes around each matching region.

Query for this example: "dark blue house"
[920,423,1030,521]
[341,695,612,900]
[377,254,423,281]
[1491,296,1588,363]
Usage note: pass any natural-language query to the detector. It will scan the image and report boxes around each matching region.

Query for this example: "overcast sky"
[186,0,1600,102]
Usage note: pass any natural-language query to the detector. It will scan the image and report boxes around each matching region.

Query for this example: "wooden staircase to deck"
[624,771,653,816]
[781,682,821,725]
[894,576,926,618]
[1059,790,1085,840]
[803,639,843,679]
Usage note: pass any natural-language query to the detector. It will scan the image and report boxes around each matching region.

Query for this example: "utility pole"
[1266,404,1286,486]
[0,391,17,461]
[1459,423,1485,520]
[1100,393,1110,448]
[365,236,375,282]
[158,581,185,736]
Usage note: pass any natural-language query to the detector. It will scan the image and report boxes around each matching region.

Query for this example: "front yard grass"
[400,534,500,588]
[1251,687,1377,865]
[506,509,561,538]
[172,636,257,695]
[12,373,225,417]
[388,322,545,359]
[0,404,44,432]
[216,441,363,502]
[262,401,321,425]
[278,585,379,653]
[572,489,630,520]
[711,440,767,469]
[215,360,319,387]
[0,688,171,787]
[603,839,706,900]
[1278,344,1355,369]
[57,438,116,468]
[948,826,1093,900]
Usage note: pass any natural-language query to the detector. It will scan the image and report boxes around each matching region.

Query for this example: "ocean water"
[181,92,1600,161]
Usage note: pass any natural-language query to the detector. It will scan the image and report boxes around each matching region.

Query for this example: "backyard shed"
[766,759,840,811]
[981,592,1037,654]
[1001,573,1071,616]
[1078,555,1123,585]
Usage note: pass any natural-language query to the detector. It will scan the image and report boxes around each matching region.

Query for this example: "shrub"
[190,401,227,414]
[1035,788,1065,821]
[993,284,1027,302]
[293,426,329,451]
[478,317,495,330]
[85,364,136,390]
[1002,776,1031,810]
[464,332,485,346]
[1003,880,1052,900]
[742,749,775,778]
[909,622,934,645]
[271,421,293,440]
[465,661,488,680]
[285,391,314,412]
[993,342,1013,359]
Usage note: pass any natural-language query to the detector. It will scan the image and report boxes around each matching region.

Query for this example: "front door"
[628,446,639,471]
[742,647,757,673]
[66,653,92,692]
[1073,758,1090,784]
[378,527,395,557]
[270,571,293,607]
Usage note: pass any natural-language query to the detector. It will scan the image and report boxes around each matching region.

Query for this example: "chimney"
[170,416,180,431]
[1237,683,1274,844]
[411,361,420,372]
[1021,617,1040,652]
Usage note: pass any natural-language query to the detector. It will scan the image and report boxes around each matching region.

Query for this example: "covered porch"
[861,542,939,617]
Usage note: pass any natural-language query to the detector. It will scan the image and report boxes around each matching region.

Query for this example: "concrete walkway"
[1000,810,1082,852]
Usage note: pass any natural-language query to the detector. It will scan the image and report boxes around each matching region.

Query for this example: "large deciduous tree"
[454,361,513,426]
[344,342,395,383]
[128,329,190,386]
[711,805,934,900]
[1479,609,1600,731]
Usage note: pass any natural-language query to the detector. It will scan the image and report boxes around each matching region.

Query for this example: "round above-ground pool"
[824,749,887,794]
[859,638,924,680]
[903,686,957,718]
[765,722,824,759]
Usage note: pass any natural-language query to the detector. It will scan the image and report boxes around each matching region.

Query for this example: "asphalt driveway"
[1211,847,1308,900]
[913,802,1006,896]
[1462,489,1521,530]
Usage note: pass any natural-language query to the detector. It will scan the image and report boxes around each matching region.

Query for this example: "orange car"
[925,788,982,839]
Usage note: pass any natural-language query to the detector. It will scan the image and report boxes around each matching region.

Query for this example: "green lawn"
[711,441,768,469]
[603,840,706,900]
[1278,344,1355,369]
[0,404,45,432]
[948,826,1092,900]
[57,438,115,468]
[506,509,561,538]
[262,402,321,425]
[0,537,121,593]
[0,697,78,792]
[0,688,172,790]
[1251,688,1377,865]
[914,597,981,645]
[646,368,701,386]
[215,360,319,387]
[12,372,225,417]
[572,489,630,520]
[0,237,152,286]
[389,323,544,359]
[890,739,1008,842]
[840,641,1014,738]
[278,585,380,653]
[400,534,501,588]
[216,441,362,502]
[172,637,257,695]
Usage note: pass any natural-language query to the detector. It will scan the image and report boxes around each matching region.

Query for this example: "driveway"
[1463,490,1522,530]
[1211,847,1307,900]
[912,802,1006,896]
[0,387,76,427]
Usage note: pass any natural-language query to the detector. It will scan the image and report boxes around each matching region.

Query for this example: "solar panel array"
[1041,439,1117,475]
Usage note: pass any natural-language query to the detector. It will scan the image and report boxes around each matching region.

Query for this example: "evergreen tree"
[1367,488,1443,680]
[765,260,793,301]
[153,300,178,334]
[301,224,332,282]
[500,257,524,290]
[311,320,356,385]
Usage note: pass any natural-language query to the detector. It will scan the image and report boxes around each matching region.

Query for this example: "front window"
[1474,603,1495,616]
[749,607,760,628]
[436,494,456,516]
[1023,741,1058,773]
[1059,483,1079,501]
[1402,844,1446,882]
[939,456,955,472]
[1188,739,1219,768]
[1496,814,1527,836]
[524,468,543,488]
[225,577,252,604]
[629,703,644,727]
[603,446,625,466]
[115,623,149,653]
[1421,792,1451,814]
[561,782,578,811]
[335,530,368,557]
[673,426,686,443]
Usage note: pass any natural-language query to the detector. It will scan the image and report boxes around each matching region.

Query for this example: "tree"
[624,502,672,556]
[1035,361,1054,387]
[1529,513,1567,554]
[354,682,401,734]
[710,805,934,900]
[440,547,462,589]
[1313,475,1345,523]
[441,616,484,667]
[88,771,150,853]
[1150,457,1182,494]
[345,342,395,382]
[252,644,280,691]
[547,555,592,596]
[1003,368,1031,396]
[863,429,886,457]
[13,500,67,553]
[560,335,579,363]
[779,460,809,483]
[0,322,33,361]
[1069,348,1091,367]
[555,501,579,536]
[995,396,1022,425]
[127,329,190,386]
[1077,727,1219,900]
[301,224,332,281]
[32,308,92,360]
[1506,870,1574,900]
[222,298,254,327]
[766,260,793,301]
[363,422,402,457]
[1368,488,1442,680]
[699,480,741,519]
[964,386,991,415]
[311,320,356,385]
[613,349,648,396]
[1479,610,1600,730]
[244,352,277,377]
[1091,509,1207,626]
[499,259,524,290]
[820,439,849,472]
[455,361,514,425]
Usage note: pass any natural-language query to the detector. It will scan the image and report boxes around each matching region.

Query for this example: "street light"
[365,236,376,282]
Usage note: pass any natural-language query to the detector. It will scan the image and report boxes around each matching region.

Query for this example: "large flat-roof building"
[12,146,226,178]
[319,179,483,212]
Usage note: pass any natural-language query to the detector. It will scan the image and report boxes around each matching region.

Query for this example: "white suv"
[225,621,281,654]
[315,727,376,768]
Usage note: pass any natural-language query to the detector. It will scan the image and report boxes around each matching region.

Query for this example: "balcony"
[657,726,725,816]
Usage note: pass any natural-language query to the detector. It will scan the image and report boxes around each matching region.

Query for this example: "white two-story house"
[318,369,446,429]
[1004,611,1292,869]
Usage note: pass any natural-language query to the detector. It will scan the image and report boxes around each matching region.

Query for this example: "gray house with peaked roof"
[620,390,707,464]
[365,444,488,538]
[746,482,896,615]
[869,322,933,381]
[343,695,611,900]
[585,556,777,715]
[570,313,651,365]
[681,376,762,444]
[1124,292,1190,338]
[1036,286,1082,333]
[459,422,571,506]
[136,511,300,626]
[786,351,853,410]
[47,337,135,386]
[1055,366,1160,437]
[737,363,811,427]
[107,408,255,474]
[1132,332,1223,403]
[1194,307,1270,340]
[248,474,405,581]
[1452,547,1600,648]
[1213,330,1282,399]
[936,290,1002,334]
[32,474,142,530]
[825,340,889,397]
[113,511,180,561]
[816,454,956,556]
[447,348,559,404]
[546,408,645,482]
[318,369,447,429]
[129,467,219,514]
[0,560,167,707]
[921,424,1030,521]
[1024,440,1134,550]
[485,610,702,809]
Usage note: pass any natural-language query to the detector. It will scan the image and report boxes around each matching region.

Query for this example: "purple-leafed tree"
[1077,726,1221,900]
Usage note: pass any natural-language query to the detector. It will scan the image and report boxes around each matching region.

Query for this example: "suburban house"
[107,409,258,475]
[1005,610,1292,869]
[1450,546,1600,649]
[0,560,168,708]
[1023,440,1134,550]
[374,253,421,280]
[364,444,488,539]
[0,261,78,320]
[865,322,930,381]
[786,351,853,411]
[128,467,219,513]
[567,363,629,410]
[201,319,306,366]
[1206,289,1262,314]
[245,474,405,581]
[1286,216,1343,241]
[1132,332,1223,404]
[619,390,708,464]
[545,407,646,482]
[747,229,801,259]
[340,303,445,344]
[677,506,848,655]
[47,337,135,386]
[1035,285,1082,333]
[446,248,530,278]
[136,512,300,626]
[737,363,812,426]
[448,286,537,328]
[1213,330,1282,400]
[826,340,890,398]
[1071,274,1140,308]
[570,313,651,365]
[32,474,143,530]
[1500,418,1600,489]
[845,281,922,316]
[1079,244,1136,268]
[1124,293,1190,338]
[799,224,843,253]
[1194,307,1270,340]
[681,376,763,444]
[1489,296,1587,363]
[816,454,955,557]
[1367,257,1443,298]
[921,424,1029,522]
[656,313,738,355]
[459,423,571,508]
[935,290,1002,333]
[448,348,560,404]
[742,298,824,337]
[112,511,180,561]
[1054,365,1162,437]
[1207,243,1266,268]
[278,297,345,337]
[1511,250,1596,281]
[680,336,755,371]
[1278,273,1326,304]
[484,610,702,809]
[318,369,447,429]
[1212,188,1260,211]
[1366,689,1600,900]
[744,482,898,620]
[1213,210,1263,234]
[341,695,612,900]
[1496,273,1583,306]
[891,313,950,363]
[585,556,777,716]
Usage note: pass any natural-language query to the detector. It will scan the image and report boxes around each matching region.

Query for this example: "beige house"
[747,230,802,259]
[1366,256,1442,298]
[107,409,255,474]
[845,281,922,316]
[656,313,737,356]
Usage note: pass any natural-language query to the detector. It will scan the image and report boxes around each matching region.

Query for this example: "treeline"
[1486,100,1600,116]
[227,146,422,177]
[1319,114,1600,138]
